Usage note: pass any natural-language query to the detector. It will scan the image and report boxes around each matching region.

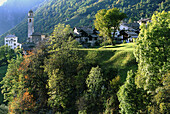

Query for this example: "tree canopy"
[94,8,127,45]
[134,11,170,113]
[0,45,15,66]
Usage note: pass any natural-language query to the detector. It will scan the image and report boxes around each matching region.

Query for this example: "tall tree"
[0,45,15,66]
[134,11,170,113]
[78,66,105,114]
[117,70,148,114]
[94,8,127,45]
[45,23,80,113]
[0,55,23,103]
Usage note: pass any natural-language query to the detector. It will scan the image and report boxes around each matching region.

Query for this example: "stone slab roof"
[31,32,43,36]
[5,34,17,38]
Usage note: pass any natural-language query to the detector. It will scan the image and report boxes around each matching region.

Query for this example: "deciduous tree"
[134,11,170,113]
[94,8,127,45]
[45,23,80,113]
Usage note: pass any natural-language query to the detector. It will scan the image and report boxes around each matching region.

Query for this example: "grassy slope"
[0,43,137,104]
[82,43,137,83]
[78,43,135,51]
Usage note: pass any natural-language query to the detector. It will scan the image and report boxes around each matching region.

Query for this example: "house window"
[29,19,32,23]
[14,43,16,46]
[89,37,92,41]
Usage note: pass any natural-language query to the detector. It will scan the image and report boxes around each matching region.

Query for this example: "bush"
[0,104,8,114]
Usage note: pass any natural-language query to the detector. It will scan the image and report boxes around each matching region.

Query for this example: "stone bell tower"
[28,10,34,38]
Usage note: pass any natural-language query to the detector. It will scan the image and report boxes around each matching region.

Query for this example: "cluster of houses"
[4,10,151,51]
[72,18,151,46]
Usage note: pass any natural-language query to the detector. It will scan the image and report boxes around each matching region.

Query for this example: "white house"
[113,23,136,37]
[111,23,139,43]
[4,34,22,49]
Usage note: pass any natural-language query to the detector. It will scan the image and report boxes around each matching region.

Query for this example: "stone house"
[73,27,99,47]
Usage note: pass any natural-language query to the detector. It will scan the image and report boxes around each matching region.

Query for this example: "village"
[4,10,151,52]
[0,0,169,112]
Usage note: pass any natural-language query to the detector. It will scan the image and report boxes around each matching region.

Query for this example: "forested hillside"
[0,0,45,35]
[0,23,137,113]
[0,0,169,45]
[0,10,169,113]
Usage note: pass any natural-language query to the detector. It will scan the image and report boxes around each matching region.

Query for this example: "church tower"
[28,10,34,38]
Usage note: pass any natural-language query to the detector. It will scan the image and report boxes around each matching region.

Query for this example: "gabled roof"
[5,34,17,38]
[29,10,33,13]
[125,23,140,30]
[138,18,151,22]
[22,43,35,51]
[31,32,43,36]
[90,35,98,38]
[74,27,94,35]
[126,31,138,36]
[120,23,136,31]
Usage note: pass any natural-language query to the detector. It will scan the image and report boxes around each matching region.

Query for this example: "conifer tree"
[85,66,105,113]
[118,71,140,114]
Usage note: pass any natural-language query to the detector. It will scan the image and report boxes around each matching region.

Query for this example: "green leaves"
[0,55,23,103]
[117,70,148,114]
[48,23,74,51]
[86,66,104,94]
[94,8,127,45]
[134,11,170,113]
[44,23,82,113]
[0,45,15,66]
[134,11,170,91]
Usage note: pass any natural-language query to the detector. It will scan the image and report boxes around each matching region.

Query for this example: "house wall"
[32,35,42,44]
[119,25,129,30]
[5,36,22,49]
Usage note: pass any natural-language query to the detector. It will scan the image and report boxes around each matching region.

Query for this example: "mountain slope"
[0,0,169,46]
[0,0,45,35]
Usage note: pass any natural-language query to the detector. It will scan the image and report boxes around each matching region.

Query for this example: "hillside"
[0,65,7,103]
[0,0,169,46]
[0,43,137,105]
[0,0,45,35]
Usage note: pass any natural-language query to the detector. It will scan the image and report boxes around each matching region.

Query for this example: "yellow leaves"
[9,89,35,113]
[116,0,121,4]
[24,75,28,79]
[110,76,120,86]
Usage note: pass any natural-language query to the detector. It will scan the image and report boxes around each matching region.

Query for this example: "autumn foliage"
[9,90,35,113]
